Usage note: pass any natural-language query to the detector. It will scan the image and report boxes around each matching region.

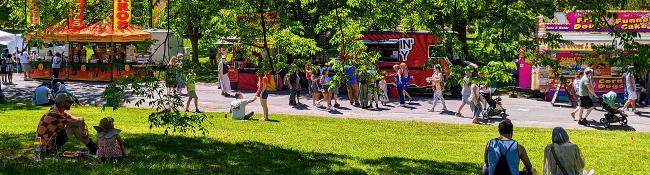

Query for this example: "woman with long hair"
[400,63,413,102]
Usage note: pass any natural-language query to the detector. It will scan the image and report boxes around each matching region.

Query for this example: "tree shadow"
[0,133,485,174]
[361,156,482,174]
[0,103,45,112]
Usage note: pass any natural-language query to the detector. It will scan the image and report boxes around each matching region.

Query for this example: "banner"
[152,0,167,27]
[28,0,40,25]
[545,11,650,32]
[69,0,85,30]
[114,0,132,31]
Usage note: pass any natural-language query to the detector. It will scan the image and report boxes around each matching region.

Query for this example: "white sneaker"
[427,108,435,112]
[327,106,333,111]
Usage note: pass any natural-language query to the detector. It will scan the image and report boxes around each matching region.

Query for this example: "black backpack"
[493,139,517,175]
[221,62,229,75]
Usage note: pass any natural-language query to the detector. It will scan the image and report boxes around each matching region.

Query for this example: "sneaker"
[442,107,448,111]
[327,106,333,111]
[578,119,588,125]
[455,113,463,117]
[260,117,268,121]
[195,109,202,113]
[334,103,340,108]
[427,107,434,112]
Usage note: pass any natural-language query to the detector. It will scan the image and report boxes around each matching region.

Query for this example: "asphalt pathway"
[3,74,650,132]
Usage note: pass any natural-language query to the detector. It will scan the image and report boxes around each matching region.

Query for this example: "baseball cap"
[54,93,76,104]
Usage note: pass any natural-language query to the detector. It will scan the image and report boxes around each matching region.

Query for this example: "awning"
[25,20,71,42]
[68,18,151,42]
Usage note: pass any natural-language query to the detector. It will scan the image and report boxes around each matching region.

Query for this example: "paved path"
[3,74,650,132]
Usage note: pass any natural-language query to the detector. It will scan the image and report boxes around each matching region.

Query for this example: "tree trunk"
[452,19,469,62]
[260,0,274,71]
[190,35,200,63]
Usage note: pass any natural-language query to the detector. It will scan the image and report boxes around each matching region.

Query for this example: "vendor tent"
[0,30,15,45]
[70,19,151,42]
[25,20,71,42]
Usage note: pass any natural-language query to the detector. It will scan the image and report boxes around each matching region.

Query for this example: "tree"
[168,0,229,63]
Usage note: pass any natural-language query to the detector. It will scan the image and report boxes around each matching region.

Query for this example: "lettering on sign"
[399,38,414,62]
[113,0,132,31]
[69,0,85,29]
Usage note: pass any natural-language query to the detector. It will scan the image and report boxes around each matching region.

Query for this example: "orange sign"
[69,0,85,30]
[113,0,132,31]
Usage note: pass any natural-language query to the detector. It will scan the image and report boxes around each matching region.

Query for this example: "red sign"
[114,0,132,31]
[69,0,85,30]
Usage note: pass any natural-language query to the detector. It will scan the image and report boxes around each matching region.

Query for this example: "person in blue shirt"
[33,82,54,106]
[483,119,534,175]
[344,65,359,106]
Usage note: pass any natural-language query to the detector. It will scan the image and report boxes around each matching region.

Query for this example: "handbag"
[551,144,570,175]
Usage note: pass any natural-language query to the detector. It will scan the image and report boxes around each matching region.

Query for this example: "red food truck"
[362,31,451,95]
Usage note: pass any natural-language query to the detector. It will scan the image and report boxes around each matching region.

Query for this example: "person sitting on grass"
[230,92,258,120]
[185,70,201,113]
[33,82,54,106]
[36,93,98,155]
[543,127,586,175]
[483,119,534,175]
[93,117,125,159]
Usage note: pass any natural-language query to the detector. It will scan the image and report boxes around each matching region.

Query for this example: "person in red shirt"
[256,70,272,121]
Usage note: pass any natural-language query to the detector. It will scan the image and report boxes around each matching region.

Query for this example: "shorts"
[473,103,483,117]
[21,63,32,72]
[579,96,594,108]
[188,90,198,98]
[261,91,269,99]
[462,95,470,104]
[627,91,637,100]
[331,87,339,95]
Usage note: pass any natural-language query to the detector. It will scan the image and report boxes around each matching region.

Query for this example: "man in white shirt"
[51,53,62,78]
[230,92,257,120]
[19,49,31,79]
[218,48,231,96]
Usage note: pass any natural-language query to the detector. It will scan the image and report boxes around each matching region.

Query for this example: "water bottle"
[34,137,43,161]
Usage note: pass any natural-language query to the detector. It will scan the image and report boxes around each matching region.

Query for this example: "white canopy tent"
[0,30,24,53]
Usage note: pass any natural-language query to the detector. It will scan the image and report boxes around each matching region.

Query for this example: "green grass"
[0,103,649,175]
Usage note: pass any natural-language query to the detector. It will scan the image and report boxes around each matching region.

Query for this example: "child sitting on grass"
[93,117,125,159]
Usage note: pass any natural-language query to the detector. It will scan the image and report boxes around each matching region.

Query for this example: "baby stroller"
[480,86,508,120]
[598,91,628,128]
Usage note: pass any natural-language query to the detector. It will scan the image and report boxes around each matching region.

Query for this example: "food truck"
[519,11,650,102]
[362,31,450,95]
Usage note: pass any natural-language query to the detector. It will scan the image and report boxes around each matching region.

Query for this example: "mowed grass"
[1,103,649,175]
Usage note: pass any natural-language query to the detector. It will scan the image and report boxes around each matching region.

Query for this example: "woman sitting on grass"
[543,127,589,175]
[94,117,125,159]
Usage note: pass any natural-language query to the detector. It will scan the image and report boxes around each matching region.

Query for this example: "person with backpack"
[483,119,534,175]
[543,127,587,175]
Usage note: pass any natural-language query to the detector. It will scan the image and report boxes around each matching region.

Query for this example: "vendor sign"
[113,0,132,31]
[69,0,85,30]
[546,11,650,32]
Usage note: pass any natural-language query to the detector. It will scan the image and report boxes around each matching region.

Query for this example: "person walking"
[543,127,586,175]
[51,52,63,79]
[320,67,334,111]
[428,65,447,112]
[305,63,313,99]
[622,66,639,114]
[5,51,14,84]
[470,84,482,124]
[19,49,32,80]
[175,54,186,95]
[400,63,414,102]
[577,68,598,125]
[0,50,7,83]
[570,70,584,120]
[184,70,201,113]
[218,48,232,97]
[358,70,369,108]
[344,65,359,106]
[456,70,472,117]
[286,70,301,106]
[379,74,389,106]
[394,64,405,106]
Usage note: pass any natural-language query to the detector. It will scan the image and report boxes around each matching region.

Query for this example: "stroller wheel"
[500,113,508,119]
[621,118,628,127]
[482,112,489,120]
[600,118,610,128]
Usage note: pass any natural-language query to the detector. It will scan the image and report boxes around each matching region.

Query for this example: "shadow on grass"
[0,103,45,112]
[0,132,482,175]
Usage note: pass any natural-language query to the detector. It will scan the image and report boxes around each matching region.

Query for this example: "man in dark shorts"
[576,68,598,125]
[35,93,98,154]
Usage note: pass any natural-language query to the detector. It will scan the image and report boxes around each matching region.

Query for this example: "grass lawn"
[0,103,649,175]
